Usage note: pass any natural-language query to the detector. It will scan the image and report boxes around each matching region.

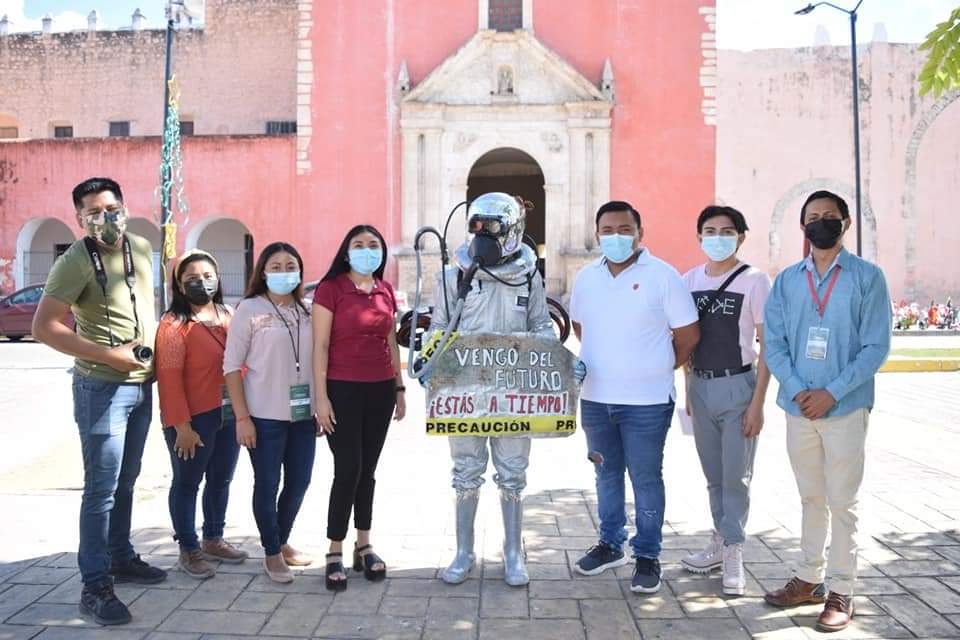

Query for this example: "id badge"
[805,326,829,360]
[220,385,235,423]
[289,384,312,421]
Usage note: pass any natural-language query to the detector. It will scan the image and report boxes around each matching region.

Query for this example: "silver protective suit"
[431,241,553,586]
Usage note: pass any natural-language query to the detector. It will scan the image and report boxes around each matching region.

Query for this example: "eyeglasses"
[82,207,127,225]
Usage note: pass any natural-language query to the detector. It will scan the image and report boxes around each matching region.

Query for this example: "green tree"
[919,6,960,97]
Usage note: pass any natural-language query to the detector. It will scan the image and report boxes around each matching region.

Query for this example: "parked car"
[0,284,75,341]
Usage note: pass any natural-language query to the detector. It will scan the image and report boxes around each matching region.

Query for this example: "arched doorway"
[126,217,162,296]
[186,218,254,301]
[15,218,76,288]
[467,148,545,275]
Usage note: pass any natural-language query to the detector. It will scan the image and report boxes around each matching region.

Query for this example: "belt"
[692,364,752,380]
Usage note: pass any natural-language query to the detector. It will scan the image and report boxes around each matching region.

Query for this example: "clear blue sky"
[2,0,956,49]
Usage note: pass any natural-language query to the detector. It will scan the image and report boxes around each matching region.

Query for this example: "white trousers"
[785,408,869,596]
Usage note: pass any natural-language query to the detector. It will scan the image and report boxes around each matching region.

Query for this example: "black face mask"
[469,233,503,267]
[183,278,218,306]
[804,218,844,250]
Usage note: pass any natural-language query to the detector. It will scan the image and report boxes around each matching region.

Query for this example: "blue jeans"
[248,417,316,555]
[164,408,240,551]
[73,373,152,586]
[580,399,673,559]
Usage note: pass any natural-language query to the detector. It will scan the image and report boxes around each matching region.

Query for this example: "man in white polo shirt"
[569,200,700,594]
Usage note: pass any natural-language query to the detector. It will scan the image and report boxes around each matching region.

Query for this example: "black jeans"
[325,379,396,541]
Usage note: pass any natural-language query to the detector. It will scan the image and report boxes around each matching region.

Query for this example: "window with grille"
[0,127,18,139]
[109,121,130,137]
[266,121,297,135]
[489,0,522,31]
[54,126,73,138]
[179,121,195,136]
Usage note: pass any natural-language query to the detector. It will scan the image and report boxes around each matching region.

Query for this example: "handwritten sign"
[425,332,579,438]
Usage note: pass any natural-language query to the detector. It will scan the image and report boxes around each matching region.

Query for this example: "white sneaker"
[722,543,745,596]
[681,531,723,574]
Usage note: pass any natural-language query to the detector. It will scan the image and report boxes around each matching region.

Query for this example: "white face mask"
[700,235,738,262]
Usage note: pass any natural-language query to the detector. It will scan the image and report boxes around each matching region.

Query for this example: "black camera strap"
[83,235,142,347]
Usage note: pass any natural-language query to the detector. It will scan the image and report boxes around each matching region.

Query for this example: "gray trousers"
[688,370,758,544]
[449,436,530,497]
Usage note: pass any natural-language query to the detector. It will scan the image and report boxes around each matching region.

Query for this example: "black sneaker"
[574,541,629,576]
[630,557,662,593]
[109,554,168,585]
[79,580,131,626]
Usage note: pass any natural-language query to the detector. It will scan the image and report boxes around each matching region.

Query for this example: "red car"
[0,284,75,341]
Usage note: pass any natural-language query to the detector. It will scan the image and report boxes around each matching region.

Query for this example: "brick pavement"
[0,345,958,639]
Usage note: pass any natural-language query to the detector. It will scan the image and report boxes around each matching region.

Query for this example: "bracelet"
[395,386,406,393]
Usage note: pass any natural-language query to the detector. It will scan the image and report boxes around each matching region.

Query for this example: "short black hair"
[697,205,748,234]
[595,200,641,229]
[72,177,123,209]
[800,190,849,224]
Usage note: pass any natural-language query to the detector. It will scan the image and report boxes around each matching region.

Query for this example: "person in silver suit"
[428,192,554,587]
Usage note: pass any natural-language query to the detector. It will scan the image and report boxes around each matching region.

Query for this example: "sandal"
[353,544,387,581]
[325,553,347,592]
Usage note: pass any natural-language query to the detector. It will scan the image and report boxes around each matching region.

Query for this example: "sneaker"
[681,531,723,574]
[721,543,745,596]
[109,554,168,585]
[179,548,216,580]
[79,580,131,626]
[202,538,249,564]
[574,541,629,576]
[630,557,662,594]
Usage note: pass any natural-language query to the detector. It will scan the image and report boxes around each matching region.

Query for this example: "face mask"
[598,233,636,264]
[265,271,301,295]
[700,235,738,262]
[469,233,503,267]
[182,277,218,306]
[84,209,127,247]
[348,248,383,276]
[804,218,844,250]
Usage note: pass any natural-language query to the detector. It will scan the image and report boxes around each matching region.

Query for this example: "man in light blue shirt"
[762,190,891,633]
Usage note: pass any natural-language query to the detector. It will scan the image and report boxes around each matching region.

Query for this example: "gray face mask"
[84,208,128,247]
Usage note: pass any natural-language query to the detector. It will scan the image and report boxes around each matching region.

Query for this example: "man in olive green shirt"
[33,177,166,626]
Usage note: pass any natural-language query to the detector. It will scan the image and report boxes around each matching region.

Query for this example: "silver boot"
[441,490,479,584]
[500,490,529,586]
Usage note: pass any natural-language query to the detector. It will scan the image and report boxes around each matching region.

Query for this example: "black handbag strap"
[83,235,141,345]
[698,264,750,318]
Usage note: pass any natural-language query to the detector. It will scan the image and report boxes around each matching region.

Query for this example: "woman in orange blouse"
[155,250,248,580]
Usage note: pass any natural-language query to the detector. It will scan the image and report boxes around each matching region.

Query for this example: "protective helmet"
[466,192,527,265]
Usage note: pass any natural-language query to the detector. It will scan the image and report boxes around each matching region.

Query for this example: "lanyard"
[266,296,302,375]
[193,308,226,351]
[806,266,841,318]
[83,235,141,346]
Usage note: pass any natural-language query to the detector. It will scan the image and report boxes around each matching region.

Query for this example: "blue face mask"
[348,247,383,276]
[598,233,636,264]
[265,271,301,295]
[700,235,738,262]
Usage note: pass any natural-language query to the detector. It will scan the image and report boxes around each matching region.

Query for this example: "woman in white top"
[223,242,321,583]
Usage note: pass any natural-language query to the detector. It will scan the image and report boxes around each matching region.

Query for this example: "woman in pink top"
[155,250,248,580]
[223,242,320,584]
[312,225,406,591]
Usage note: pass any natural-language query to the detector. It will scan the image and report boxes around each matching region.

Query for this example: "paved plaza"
[0,339,958,639]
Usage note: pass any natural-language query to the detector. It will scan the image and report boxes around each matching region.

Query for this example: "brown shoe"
[281,544,313,567]
[817,592,854,632]
[764,577,827,607]
[201,538,249,564]
[179,549,216,580]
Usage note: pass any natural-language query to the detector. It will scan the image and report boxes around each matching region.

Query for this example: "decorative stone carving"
[397,60,411,96]
[453,132,478,152]
[601,58,615,102]
[497,66,514,95]
[541,132,562,152]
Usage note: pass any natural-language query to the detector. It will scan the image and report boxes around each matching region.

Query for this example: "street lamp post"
[795,1,865,258]
[159,5,175,312]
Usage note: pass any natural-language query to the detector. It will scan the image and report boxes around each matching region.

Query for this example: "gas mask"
[83,207,128,247]
[466,192,526,267]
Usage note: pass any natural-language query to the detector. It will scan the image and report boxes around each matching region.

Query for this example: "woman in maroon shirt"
[312,225,406,591]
